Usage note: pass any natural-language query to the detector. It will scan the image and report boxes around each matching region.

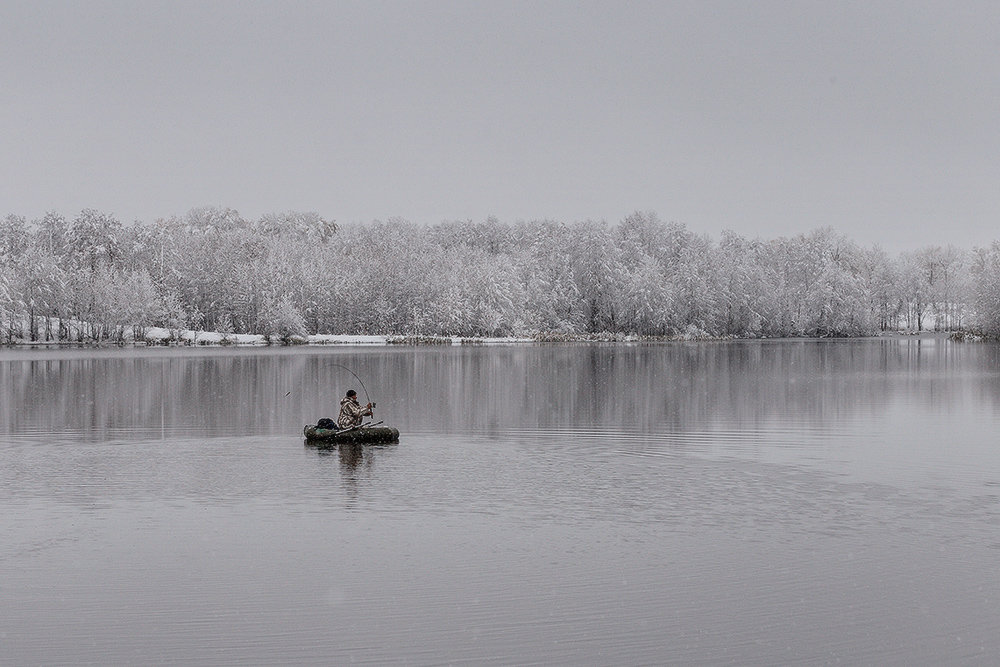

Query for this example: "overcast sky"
[2,0,998,250]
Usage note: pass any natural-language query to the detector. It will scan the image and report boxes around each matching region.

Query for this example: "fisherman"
[337,389,374,429]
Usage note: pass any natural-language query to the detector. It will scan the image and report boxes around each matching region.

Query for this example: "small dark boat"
[303,423,400,444]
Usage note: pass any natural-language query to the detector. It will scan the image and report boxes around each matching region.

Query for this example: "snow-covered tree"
[34,211,70,256]
[258,293,307,341]
[571,220,625,332]
[68,209,123,272]
[969,243,1000,336]
[255,211,336,244]
[0,214,30,259]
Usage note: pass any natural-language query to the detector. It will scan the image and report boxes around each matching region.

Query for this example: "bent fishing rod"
[330,363,375,414]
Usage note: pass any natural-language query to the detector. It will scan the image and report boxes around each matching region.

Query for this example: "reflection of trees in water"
[3,340,999,439]
[390,339,1000,433]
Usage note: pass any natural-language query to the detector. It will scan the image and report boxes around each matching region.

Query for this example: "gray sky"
[2,0,998,250]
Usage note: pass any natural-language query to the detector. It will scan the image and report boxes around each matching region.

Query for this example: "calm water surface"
[2,339,999,665]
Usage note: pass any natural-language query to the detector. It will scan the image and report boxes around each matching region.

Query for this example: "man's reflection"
[338,443,366,468]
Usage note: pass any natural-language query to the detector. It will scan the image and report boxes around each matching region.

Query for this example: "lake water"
[2,338,999,665]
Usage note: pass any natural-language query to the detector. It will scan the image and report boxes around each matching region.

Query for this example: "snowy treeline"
[0,208,996,342]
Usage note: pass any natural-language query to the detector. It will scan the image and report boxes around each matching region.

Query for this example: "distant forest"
[2,207,1000,343]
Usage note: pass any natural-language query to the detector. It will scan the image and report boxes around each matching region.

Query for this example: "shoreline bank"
[4,329,970,349]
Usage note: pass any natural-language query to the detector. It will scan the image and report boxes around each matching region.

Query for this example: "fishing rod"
[338,420,384,435]
[330,363,375,413]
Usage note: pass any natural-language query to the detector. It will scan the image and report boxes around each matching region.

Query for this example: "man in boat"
[337,389,374,429]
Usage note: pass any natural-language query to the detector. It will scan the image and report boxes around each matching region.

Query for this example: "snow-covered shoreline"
[4,326,965,349]
[8,327,537,347]
[3,323,741,347]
